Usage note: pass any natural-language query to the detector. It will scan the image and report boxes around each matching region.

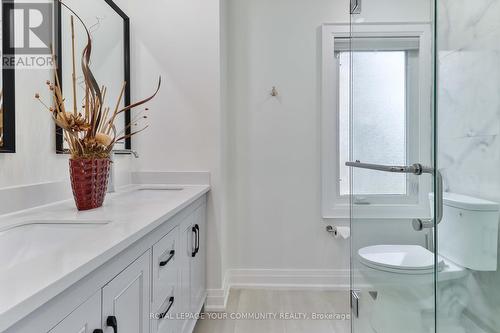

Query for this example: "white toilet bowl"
[355,193,499,333]
[357,244,468,333]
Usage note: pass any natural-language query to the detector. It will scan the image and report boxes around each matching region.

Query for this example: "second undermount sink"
[0,220,111,269]
[135,185,184,191]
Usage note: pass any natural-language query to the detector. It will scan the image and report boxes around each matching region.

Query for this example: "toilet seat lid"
[358,245,444,272]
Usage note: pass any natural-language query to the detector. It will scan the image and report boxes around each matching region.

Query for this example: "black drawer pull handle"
[106,316,118,333]
[93,330,104,333]
[159,297,175,319]
[159,250,175,267]
[195,224,200,255]
[191,226,197,257]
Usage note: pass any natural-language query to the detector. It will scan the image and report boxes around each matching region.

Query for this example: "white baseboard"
[205,269,350,312]
[205,272,231,312]
[205,288,230,312]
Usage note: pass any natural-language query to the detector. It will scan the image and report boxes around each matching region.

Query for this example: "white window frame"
[321,23,433,219]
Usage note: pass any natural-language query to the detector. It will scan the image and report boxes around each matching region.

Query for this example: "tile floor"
[194,289,352,333]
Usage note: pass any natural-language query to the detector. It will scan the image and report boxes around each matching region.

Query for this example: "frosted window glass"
[339,51,407,196]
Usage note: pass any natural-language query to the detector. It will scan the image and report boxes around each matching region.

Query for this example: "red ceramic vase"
[69,158,111,211]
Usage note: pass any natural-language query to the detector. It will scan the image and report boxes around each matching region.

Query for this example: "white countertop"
[0,184,210,332]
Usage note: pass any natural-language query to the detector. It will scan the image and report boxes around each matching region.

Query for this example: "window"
[339,50,408,196]
[321,24,432,219]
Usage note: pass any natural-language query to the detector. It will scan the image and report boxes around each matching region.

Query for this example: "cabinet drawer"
[152,227,179,310]
[151,286,179,333]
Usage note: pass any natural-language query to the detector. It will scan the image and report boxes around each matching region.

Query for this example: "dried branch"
[36,0,160,159]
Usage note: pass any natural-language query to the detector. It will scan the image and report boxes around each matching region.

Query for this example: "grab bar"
[345,161,443,231]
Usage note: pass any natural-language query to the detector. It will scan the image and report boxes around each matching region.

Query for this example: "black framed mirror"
[54,0,131,153]
[1,0,16,153]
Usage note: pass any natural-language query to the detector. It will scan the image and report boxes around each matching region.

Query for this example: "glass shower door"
[436,1,500,333]
[346,1,438,332]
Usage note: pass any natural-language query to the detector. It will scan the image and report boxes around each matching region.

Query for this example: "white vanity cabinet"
[178,204,206,333]
[4,194,207,333]
[48,291,101,333]
[102,250,152,333]
[48,250,152,333]
[151,227,180,333]
[189,205,206,316]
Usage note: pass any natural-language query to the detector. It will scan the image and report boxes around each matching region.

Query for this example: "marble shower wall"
[438,0,500,331]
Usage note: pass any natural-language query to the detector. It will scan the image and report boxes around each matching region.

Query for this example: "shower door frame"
[346,11,439,333]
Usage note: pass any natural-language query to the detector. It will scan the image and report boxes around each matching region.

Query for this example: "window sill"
[322,203,430,220]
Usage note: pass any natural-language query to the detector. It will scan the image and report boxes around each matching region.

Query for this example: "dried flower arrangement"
[35,1,160,210]
[36,1,160,159]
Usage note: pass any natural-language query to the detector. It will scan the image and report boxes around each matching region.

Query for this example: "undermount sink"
[0,221,111,268]
[0,219,111,233]
[136,185,184,191]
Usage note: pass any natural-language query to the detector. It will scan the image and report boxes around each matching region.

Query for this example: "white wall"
[123,0,225,290]
[224,0,350,274]
[0,68,67,188]
[353,0,431,23]
[223,0,431,280]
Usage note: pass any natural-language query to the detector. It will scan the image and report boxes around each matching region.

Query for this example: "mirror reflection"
[0,88,3,149]
[0,0,14,152]
[58,0,129,151]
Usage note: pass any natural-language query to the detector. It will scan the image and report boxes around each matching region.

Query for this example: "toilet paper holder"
[326,225,350,239]
[326,225,338,236]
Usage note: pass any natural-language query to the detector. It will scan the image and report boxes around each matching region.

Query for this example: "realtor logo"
[3,1,54,69]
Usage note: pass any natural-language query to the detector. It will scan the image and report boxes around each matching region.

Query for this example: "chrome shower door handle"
[412,170,443,231]
[345,161,433,175]
[345,161,443,231]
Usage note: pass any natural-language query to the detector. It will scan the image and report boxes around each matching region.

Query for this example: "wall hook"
[270,86,279,97]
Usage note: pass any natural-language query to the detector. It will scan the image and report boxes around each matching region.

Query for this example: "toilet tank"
[435,193,499,271]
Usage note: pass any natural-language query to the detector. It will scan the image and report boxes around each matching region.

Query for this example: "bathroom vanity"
[0,184,209,333]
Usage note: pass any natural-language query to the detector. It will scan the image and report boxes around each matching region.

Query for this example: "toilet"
[357,193,499,333]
